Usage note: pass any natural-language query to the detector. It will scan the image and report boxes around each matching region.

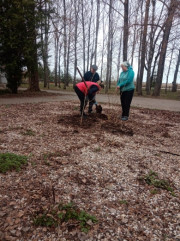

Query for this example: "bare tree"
[172,49,180,92]
[105,0,113,93]
[122,0,129,61]
[165,46,174,93]
[86,0,94,71]
[146,0,156,94]
[94,0,100,65]
[136,0,151,95]
[153,0,178,96]
[73,0,79,85]
[63,0,67,89]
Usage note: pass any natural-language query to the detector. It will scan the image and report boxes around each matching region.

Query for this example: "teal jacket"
[117,66,135,92]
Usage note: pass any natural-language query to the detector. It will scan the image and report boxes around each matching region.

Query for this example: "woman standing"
[117,61,135,121]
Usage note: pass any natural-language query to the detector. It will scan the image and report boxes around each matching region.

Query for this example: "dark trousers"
[74,86,85,113]
[120,90,134,117]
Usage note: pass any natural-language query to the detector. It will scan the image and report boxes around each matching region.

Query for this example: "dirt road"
[0,90,180,112]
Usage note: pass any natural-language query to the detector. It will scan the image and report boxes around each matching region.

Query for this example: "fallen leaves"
[0,102,180,240]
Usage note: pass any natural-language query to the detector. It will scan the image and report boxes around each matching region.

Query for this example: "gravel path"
[0,90,180,112]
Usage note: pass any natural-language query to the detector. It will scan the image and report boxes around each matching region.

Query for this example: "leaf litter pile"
[0,101,180,241]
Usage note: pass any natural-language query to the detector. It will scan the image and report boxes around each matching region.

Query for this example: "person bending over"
[74,80,102,117]
[116,61,135,121]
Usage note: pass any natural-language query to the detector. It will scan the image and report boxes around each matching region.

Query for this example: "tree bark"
[81,0,86,74]
[73,0,79,85]
[54,35,59,87]
[137,0,151,95]
[165,46,174,93]
[146,0,156,95]
[28,1,39,92]
[63,0,67,89]
[172,49,180,92]
[86,0,93,71]
[105,0,112,93]
[123,0,129,61]
[94,0,100,65]
[153,0,178,96]
[117,31,122,82]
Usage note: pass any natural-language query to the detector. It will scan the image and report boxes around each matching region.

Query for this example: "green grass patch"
[119,200,128,205]
[93,147,101,152]
[150,189,159,195]
[22,129,36,136]
[0,153,28,173]
[33,202,98,233]
[142,170,175,196]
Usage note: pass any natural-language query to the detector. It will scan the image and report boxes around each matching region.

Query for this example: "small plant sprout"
[143,170,176,196]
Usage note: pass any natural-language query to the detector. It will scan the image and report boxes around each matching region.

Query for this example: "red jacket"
[76,81,100,95]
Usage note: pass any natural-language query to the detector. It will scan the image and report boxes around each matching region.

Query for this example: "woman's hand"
[116,86,120,94]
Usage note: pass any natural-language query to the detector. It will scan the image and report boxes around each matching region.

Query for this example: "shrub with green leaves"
[33,202,98,233]
[0,153,28,173]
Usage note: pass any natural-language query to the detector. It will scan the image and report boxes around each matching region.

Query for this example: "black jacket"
[84,71,100,83]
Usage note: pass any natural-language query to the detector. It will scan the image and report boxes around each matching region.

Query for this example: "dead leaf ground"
[0,102,180,241]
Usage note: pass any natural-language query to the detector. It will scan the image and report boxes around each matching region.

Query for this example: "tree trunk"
[117,32,122,82]
[66,5,72,87]
[153,0,177,96]
[54,35,59,87]
[150,43,161,88]
[165,46,174,93]
[44,0,49,88]
[86,0,93,71]
[136,1,144,92]
[100,11,105,80]
[131,5,139,67]
[58,43,62,88]
[146,0,156,95]
[81,0,86,74]
[63,0,67,89]
[123,0,129,61]
[137,0,151,95]
[73,0,78,85]
[172,49,180,92]
[105,0,112,94]
[94,0,100,65]
[28,1,39,92]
